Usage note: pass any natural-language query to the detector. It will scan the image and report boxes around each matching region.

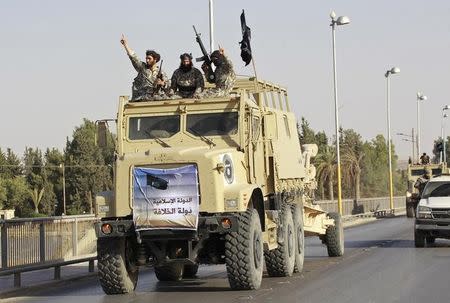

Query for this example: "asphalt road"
[5,217,450,303]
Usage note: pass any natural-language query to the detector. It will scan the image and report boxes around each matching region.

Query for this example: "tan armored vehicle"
[406,163,448,217]
[94,77,344,294]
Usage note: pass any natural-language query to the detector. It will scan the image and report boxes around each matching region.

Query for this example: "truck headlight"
[225,199,237,208]
[417,206,432,219]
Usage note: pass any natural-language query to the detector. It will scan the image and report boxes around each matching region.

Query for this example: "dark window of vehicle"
[411,169,425,176]
[129,115,180,140]
[422,181,450,198]
[187,112,238,136]
[432,168,442,175]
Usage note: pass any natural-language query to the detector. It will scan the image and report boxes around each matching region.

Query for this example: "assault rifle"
[192,25,215,82]
[153,60,164,95]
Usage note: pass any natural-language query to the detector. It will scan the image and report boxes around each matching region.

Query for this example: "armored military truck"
[406,163,447,217]
[94,77,344,294]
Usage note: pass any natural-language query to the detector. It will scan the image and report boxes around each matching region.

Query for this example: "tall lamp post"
[385,67,400,211]
[416,92,428,159]
[59,163,66,215]
[330,11,350,215]
[442,105,449,163]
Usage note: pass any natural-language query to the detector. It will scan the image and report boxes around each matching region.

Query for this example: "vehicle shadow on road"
[152,280,231,292]
[344,239,415,248]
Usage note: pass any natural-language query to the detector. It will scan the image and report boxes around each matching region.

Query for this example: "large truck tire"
[265,204,296,277]
[97,237,139,294]
[414,230,425,247]
[406,203,415,218]
[183,263,199,278]
[225,209,264,290]
[291,204,305,273]
[155,263,184,281]
[426,236,436,245]
[325,212,344,257]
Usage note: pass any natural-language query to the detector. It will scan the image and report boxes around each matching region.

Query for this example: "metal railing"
[316,196,405,216]
[0,215,98,287]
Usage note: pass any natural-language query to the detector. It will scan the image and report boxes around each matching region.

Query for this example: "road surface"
[5,217,450,303]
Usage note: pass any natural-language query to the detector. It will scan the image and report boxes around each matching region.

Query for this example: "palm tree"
[30,187,45,214]
[315,147,336,201]
[341,145,364,200]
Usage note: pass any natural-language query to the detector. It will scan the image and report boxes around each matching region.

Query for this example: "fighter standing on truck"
[200,48,236,98]
[414,168,431,196]
[420,153,430,165]
[169,53,204,99]
[120,34,168,101]
[192,26,236,98]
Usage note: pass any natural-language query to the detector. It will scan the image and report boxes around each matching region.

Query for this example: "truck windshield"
[129,115,180,140]
[187,112,238,137]
[422,181,450,198]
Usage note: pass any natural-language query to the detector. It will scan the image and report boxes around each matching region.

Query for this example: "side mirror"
[97,121,108,148]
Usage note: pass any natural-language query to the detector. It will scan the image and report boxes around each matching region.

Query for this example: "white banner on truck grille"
[132,165,199,230]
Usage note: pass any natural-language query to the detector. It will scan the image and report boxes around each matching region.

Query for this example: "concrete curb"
[343,209,406,229]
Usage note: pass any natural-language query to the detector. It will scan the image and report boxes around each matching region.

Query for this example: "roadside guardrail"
[0,215,98,287]
[316,196,405,216]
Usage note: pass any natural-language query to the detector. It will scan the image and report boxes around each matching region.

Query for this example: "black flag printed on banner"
[239,10,252,66]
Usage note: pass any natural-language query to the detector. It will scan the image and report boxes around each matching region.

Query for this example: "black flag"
[239,10,252,66]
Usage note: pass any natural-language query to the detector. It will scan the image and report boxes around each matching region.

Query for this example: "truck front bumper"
[95,214,239,239]
[415,219,450,237]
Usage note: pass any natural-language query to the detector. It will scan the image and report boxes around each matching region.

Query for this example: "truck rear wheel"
[406,203,415,218]
[225,209,263,290]
[155,263,184,281]
[426,236,436,245]
[414,230,425,247]
[183,263,199,278]
[265,205,296,277]
[97,237,139,294]
[325,212,344,257]
[291,204,305,273]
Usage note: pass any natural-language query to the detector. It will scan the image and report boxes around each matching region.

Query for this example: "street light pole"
[442,105,449,164]
[60,163,66,215]
[412,128,415,163]
[385,67,400,212]
[209,0,214,53]
[330,11,350,215]
[416,92,428,159]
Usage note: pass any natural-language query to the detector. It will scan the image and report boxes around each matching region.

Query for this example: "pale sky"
[1,0,450,160]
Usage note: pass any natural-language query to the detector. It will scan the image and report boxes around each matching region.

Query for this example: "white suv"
[415,175,450,247]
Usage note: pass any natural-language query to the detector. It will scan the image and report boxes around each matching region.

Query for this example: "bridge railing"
[315,196,405,216]
[0,215,98,287]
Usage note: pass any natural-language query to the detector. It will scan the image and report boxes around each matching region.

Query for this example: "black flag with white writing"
[239,10,252,66]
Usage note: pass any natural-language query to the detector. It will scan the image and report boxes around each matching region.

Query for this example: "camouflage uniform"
[414,176,429,196]
[128,52,168,101]
[169,67,204,98]
[201,55,236,98]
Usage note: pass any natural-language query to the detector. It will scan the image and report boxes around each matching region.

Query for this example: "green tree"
[2,177,31,216]
[315,146,336,200]
[341,129,365,200]
[30,187,45,213]
[360,135,390,197]
[0,178,6,209]
[44,148,65,215]
[298,117,316,144]
[64,119,113,214]
[3,148,22,178]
